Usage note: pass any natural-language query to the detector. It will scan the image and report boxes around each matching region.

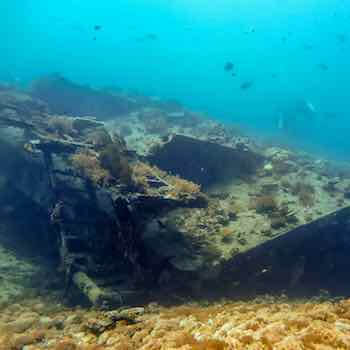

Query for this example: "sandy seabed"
[1,295,350,350]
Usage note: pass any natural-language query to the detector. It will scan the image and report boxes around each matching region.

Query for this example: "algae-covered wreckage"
[1,76,350,308]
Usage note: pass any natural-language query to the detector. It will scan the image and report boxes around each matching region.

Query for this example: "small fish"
[271,73,278,78]
[146,33,158,40]
[244,27,255,34]
[306,101,316,113]
[224,62,234,72]
[281,36,287,43]
[136,33,158,42]
[337,33,347,43]
[93,37,97,41]
[240,81,253,90]
[303,44,313,50]
[231,72,237,77]
[317,63,329,71]
[94,25,102,31]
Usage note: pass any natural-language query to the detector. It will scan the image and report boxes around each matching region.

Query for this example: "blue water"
[1,0,349,159]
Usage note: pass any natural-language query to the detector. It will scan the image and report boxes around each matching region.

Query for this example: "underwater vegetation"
[291,181,316,207]
[46,115,77,137]
[174,334,230,350]
[70,148,202,200]
[252,195,279,214]
[250,192,300,230]
[70,150,111,186]
[140,109,170,135]
[85,129,113,149]
[70,141,132,186]
[99,144,133,185]
[132,161,202,198]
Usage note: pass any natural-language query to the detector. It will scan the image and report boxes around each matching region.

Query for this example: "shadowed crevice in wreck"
[147,134,264,189]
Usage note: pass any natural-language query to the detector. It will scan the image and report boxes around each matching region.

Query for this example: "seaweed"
[70,142,133,186]
[132,161,201,197]
[99,143,133,185]
[71,149,110,185]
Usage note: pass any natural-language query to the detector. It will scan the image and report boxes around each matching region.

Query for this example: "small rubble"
[1,295,350,349]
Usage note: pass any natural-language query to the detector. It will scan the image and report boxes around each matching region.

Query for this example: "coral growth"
[268,205,298,229]
[169,175,201,195]
[270,215,287,229]
[140,108,169,135]
[0,331,45,350]
[71,149,202,195]
[252,195,278,214]
[54,338,77,350]
[175,333,230,350]
[85,129,113,148]
[46,115,77,137]
[2,296,350,349]
[71,142,133,186]
[291,182,315,207]
[99,143,132,185]
[272,159,296,175]
[132,161,153,189]
[132,161,201,197]
[71,149,110,185]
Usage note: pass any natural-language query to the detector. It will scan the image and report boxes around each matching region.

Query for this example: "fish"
[306,101,316,113]
[94,25,102,31]
[240,81,253,90]
[317,63,329,71]
[337,33,347,43]
[136,33,158,42]
[146,33,158,40]
[244,27,255,34]
[303,44,313,50]
[231,72,237,77]
[224,62,234,72]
